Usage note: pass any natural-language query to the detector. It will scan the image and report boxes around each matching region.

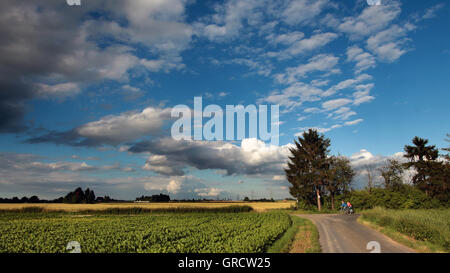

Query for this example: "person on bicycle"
[340,201,347,213]
[347,201,353,214]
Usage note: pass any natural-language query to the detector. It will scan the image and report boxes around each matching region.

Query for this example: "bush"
[344,187,443,210]
[295,185,445,211]
[296,199,318,211]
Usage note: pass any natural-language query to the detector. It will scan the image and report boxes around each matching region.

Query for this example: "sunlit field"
[0,212,291,253]
[0,201,295,212]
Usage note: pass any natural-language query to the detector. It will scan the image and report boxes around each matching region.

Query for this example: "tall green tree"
[285,129,330,211]
[63,187,85,203]
[379,159,404,191]
[425,161,449,202]
[432,134,450,202]
[404,136,439,196]
[326,156,355,210]
[85,188,96,204]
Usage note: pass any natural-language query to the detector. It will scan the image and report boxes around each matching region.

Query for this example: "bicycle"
[340,207,354,215]
[346,207,354,215]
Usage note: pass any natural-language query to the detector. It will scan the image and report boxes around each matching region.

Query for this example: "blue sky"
[0,0,448,200]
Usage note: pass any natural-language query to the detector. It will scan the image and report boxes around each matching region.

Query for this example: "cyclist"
[340,200,347,213]
[347,201,353,214]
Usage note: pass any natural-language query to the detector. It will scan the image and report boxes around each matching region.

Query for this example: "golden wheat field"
[0,201,295,212]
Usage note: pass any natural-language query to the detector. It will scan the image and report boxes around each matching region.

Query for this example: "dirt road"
[296,214,415,253]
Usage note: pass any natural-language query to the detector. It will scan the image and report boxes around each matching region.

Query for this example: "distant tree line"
[136,194,170,202]
[0,187,121,204]
[0,195,55,204]
[1,190,244,204]
[286,129,449,211]
[242,197,275,202]
[171,198,235,202]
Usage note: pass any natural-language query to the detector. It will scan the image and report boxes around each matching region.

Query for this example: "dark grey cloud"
[129,137,292,176]
[0,0,86,132]
[26,106,172,146]
[26,129,85,146]
[0,0,192,132]
[26,129,127,147]
[0,76,33,132]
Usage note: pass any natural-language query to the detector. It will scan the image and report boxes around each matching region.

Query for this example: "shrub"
[342,187,443,210]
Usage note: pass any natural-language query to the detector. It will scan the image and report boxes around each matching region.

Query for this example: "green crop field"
[0,212,291,253]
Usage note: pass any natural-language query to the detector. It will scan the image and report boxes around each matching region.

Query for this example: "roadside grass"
[267,215,320,253]
[360,207,449,253]
[288,217,321,253]
[358,218,442,253]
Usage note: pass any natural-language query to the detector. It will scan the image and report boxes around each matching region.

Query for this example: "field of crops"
[361,207,450,251]
[0,201,295,212]
[0,212,291,253]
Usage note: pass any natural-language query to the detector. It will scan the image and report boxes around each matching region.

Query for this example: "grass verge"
[358,218,441,253]
[360,207,449,253]
[267,215,321,253]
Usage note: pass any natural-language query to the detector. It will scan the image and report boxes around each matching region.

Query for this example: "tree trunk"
[316,188,321,211]
[331,193,335,210]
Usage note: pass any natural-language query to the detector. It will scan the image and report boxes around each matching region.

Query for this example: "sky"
[0,0,449,200]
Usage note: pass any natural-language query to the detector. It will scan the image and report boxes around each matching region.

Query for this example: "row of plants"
[0,212,290,253]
